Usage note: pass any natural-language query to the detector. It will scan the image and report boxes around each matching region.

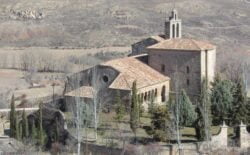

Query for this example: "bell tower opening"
[165,9,182,39]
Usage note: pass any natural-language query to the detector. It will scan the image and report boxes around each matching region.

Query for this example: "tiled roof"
[101,57,170,90]
[147,38,215,51]
[65,86,94,98]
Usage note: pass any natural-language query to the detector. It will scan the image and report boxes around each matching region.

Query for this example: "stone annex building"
[64,9,216,110]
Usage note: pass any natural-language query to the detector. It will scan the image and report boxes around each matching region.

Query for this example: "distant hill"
[0,0,249,56]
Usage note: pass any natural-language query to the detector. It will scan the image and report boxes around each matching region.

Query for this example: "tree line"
[114,75,250,143]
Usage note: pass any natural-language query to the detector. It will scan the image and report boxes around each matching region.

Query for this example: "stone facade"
[130,9,216,102]
[65,57,170,111]
[148,48,215,101]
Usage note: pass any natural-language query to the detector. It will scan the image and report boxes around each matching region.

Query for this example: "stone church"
[64,9,216,110]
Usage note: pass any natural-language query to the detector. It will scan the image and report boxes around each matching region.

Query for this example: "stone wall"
[148,48,216,102]
[200,49,216,87]
[148,49,201,101]
[211,122,228,148]
[240,122,250,149]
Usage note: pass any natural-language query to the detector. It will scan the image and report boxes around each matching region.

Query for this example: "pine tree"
[130,81,139,142]
[211,75,234,125]
[151,105,171,141]
[231,79,247,125]
[178,89,197,127]
[10,95,16,138]
[114,91,125,122]
[22,109,29,139]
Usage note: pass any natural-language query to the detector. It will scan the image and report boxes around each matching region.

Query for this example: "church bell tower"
[165,9,182,39]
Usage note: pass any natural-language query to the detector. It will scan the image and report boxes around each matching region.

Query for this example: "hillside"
[0,0,248,49]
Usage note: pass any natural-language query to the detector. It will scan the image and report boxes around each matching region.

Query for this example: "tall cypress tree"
[195,79,211,141]
[15,116,20,140]
[130,81,139,141]
[10,95,16,138]
[114,91,125,122]
[178,89,197,127]
[31,119,37,142]
[22,109,29,139]
[38,102,45,147]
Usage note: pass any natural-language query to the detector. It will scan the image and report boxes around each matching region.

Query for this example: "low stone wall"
[240,122,250,149]
[79,143,199,155]
[211,122,228,148]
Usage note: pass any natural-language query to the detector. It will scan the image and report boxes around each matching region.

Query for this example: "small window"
[187,79,190,86]
[172,24,175,38]
[102,75,109,83]
[161,85,166,102]
[161,64,165,73]
[177,23,179,37]
[186,66,190,74]
[144,92,147,101]
[155,88,157,96]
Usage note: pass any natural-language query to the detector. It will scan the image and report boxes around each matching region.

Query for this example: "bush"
[153,130,168,142]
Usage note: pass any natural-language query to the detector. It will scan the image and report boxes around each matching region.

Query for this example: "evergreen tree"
[231,79,247,125]
[138,94,144,120]
[15,116,20,140]
[22,109,29,139]
[38,102,45,147]
[148,96,155,117]
[55,117,59,142]
[211,75,234,125]
[31,119,37,141]
[114,91,125,122]
[178,89,197,127]
[130,81,139,141]
[150,105,171,142]
[194,79,211,141]
[10,95,17,138]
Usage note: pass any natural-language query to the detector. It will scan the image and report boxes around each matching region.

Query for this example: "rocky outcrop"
[10,9,44,20]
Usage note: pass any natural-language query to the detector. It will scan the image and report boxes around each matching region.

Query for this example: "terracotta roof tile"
[101,57,170,90]
[147,38,216,51]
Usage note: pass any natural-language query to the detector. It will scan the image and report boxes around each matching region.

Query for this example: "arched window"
[177,23,179,38]
[161,64,165,73]
[161,85,166,102]
[147,91,150,101]
[144,92,147,101]
[172,24,175,38]
[186,66,190,74]
[187,79,190,86]
[155,88,157,96]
